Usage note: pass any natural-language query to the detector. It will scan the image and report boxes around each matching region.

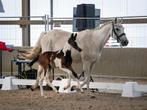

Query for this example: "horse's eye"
[116,28,120,31]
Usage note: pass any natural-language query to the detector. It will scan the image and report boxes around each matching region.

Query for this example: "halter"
[112,23,126,42]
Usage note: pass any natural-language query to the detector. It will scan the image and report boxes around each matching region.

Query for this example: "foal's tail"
[19,32,46,60]
[28,56,39,67]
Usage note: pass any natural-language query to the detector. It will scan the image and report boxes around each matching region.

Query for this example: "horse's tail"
[19,46,41,60]
[19,32,47,60]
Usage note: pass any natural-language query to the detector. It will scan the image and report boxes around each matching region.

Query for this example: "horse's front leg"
[82,53,101,92]
[31,65,43,91]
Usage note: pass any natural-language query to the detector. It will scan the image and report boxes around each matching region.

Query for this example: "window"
[0,0,22,46]
[30,0,50,46]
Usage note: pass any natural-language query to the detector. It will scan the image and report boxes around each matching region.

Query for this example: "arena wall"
[1,47,147,77]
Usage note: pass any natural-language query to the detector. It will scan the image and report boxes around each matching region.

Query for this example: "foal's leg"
[60,68,72,90]
[39,71,45,96]
[31,65,43,90]
[45,68,58,93]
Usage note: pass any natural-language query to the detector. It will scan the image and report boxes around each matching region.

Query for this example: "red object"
[0,41,13,52]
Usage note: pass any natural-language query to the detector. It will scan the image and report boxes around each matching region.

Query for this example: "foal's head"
[68,33,82,52]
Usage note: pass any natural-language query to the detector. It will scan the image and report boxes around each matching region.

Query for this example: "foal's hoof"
[43,96,48,99]
[63,87,69,90]
[71,85,84,93]
[55,90,59,93]
[71,85,77,91]
[63,85,70,90]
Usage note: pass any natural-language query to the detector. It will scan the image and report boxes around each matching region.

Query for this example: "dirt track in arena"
[0,89,147,110]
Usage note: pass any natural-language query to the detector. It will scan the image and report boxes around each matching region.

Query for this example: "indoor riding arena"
[0,0,147,110]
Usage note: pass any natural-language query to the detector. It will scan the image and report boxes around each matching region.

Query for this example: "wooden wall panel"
[2,47,147,77]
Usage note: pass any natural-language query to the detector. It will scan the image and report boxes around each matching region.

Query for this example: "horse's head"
[68,33,82,52]
[111,18,129,46]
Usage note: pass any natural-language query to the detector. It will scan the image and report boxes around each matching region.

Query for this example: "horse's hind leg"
[71,76,83,92]
[69,67,83,92]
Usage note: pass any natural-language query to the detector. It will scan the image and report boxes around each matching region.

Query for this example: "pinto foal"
[32,33,83,96]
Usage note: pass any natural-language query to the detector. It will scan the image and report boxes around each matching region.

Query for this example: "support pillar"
[21,0,30,46]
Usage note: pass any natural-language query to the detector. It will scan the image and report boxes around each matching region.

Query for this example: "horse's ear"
[112,18,118,24]
[114,18,118,23]
[71,33,74,38]
[74,33,77,39]
[114,18,123,24]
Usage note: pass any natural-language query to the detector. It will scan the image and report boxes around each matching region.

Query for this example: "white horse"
[20,19,129,91]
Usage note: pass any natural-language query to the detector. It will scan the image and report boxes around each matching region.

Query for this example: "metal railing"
[1,15,147,25]
[0,15,147,47]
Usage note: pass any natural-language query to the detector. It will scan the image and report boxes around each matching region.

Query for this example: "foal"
[32,33,83,96]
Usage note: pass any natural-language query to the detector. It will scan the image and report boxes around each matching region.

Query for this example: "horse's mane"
[77,21,112,33]
[78,21,113,33]
[95,21,112,30]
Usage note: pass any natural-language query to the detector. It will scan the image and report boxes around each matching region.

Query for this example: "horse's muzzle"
[77,48,82,52]
[121,40,129,46]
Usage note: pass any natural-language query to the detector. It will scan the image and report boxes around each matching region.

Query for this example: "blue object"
[0,0,4,12]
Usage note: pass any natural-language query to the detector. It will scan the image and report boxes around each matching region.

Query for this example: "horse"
[20,18,129,92]
[31,33,83,96]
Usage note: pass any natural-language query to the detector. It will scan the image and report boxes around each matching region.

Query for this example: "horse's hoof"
[41,94,44,97]
[30,87,34,91]
[80,90,84,93]
[90,95,96,99]
[71,85,83,92]
[63,88,66,90]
